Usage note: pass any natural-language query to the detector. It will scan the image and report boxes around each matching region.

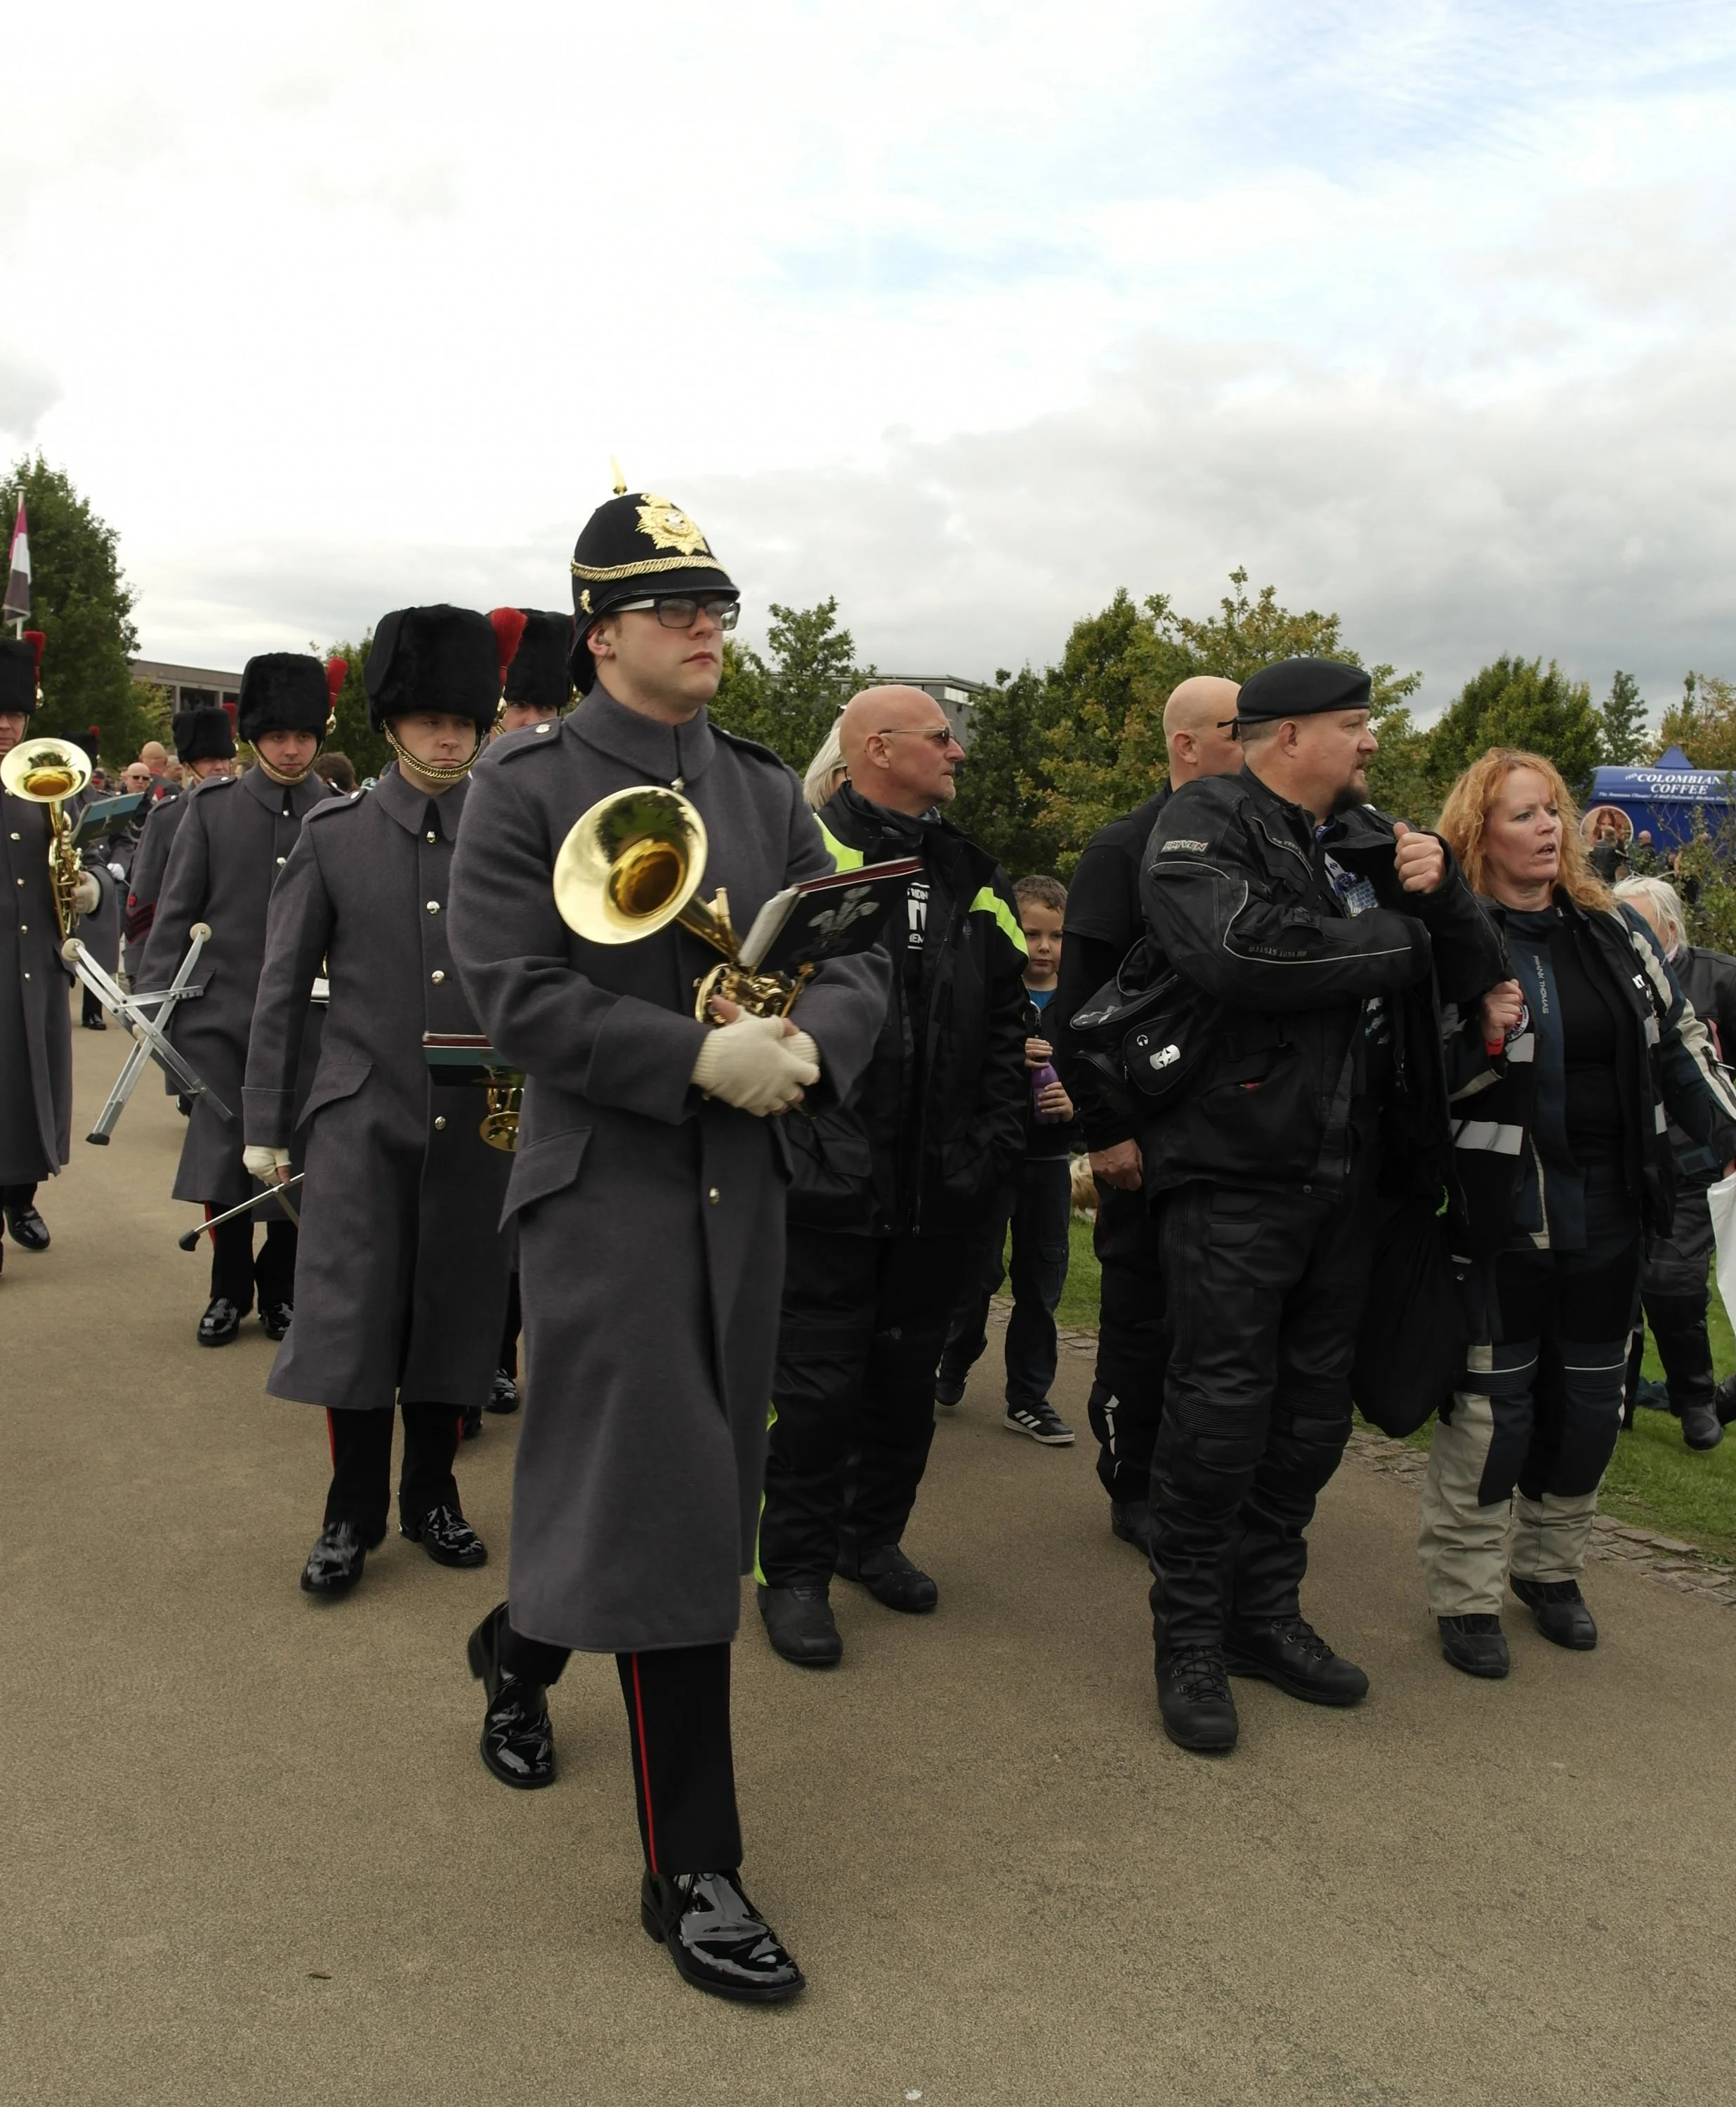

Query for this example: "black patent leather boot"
[301,1520,374,1598]
[640,1870,805,2003]
[467,1603,555,1789]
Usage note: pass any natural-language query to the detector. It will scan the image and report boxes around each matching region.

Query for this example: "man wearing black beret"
[1137,656,1504,1752]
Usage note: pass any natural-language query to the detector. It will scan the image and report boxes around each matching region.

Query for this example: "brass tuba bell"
[551,785,804,1020]
[1,734,93,940]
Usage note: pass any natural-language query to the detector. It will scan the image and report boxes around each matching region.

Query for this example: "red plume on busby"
[324,657,347,734]
[489,607,527,687]
[25,630,44,679]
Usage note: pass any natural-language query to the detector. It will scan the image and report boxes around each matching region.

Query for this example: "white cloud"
[2,0,1733,721]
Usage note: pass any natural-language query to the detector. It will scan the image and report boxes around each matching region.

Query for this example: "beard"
[1327,775,1369,818]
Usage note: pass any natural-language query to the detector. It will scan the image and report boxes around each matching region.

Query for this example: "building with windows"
[881,674,989,746]
[130,659,243,716]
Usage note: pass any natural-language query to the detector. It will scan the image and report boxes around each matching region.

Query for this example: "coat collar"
[239,763,328,818]
[569,679,716,787]
[372,760,467,839]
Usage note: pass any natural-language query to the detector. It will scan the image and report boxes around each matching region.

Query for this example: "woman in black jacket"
[1423,750,1736,1679]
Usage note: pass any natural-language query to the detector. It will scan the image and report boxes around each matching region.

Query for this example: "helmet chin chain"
[254,749,320,787]
[382,721,481,785]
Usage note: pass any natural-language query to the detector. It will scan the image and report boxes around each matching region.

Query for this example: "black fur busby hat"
[0,631,45,715]
[364,605,506,735]
[568,489,736,693]
[499,608,574,714]
[173,704,237,764]
[237,653,337,744]
[1235,657,1372,724]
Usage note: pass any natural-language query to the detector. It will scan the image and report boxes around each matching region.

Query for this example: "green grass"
[1044,1208,1736,1565]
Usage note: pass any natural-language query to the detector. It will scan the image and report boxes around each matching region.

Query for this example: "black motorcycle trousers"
[1087,1179,1169,1506]
[1150,1139,1380,1652]
[761,1228,968,1586]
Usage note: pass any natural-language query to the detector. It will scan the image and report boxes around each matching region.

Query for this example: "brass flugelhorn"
[552,785,803,1020]
[1,733,93,940]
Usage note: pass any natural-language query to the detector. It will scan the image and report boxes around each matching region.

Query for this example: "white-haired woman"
[802,721,847,813]
[1614,875,1736,1450]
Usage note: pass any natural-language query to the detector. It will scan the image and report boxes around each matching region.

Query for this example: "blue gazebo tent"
[1586,747,1734,851]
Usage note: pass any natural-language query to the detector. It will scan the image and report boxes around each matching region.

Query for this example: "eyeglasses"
[1217,718,1242,739]
[874,726,959,750]
[612,595,740,632]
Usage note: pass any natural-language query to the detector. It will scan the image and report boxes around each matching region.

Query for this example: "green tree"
[1654,671,1736,769]
[1600,669,1649,766]
[320,634,386,779]
[707,597,870,769]
[1424,655,1603,801]
[0,453,162,765]
[949,666,1066,875]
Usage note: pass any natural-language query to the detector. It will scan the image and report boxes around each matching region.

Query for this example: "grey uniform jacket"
[0,791,73,1184]
[126,792,190,933]
[448,684,890,1655]
[244,766,511,1412]
[140,767,335,1207]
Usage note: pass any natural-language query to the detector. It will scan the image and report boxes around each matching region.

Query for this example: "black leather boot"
[487,1367,520,1414]
[1438,1613,1510,1678]
[640,1870,805,2003]
[1511,1575,1598,1650]
[1677,1398,1724,1451]
[1156,1644,1239,1752]
[301,1520,377,1597]
[756,1582,843,1667]
[402,1503,487,1567]
[1224,1614,1369,1706]
[838,1542,938,1612]
[197,1297,245,1346]
[5,1202,51,1251]
[467,1604,555,1788]
[1110,1499,1154,1551]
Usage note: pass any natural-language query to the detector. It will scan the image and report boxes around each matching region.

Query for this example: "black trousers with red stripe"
[500,1625,741,1875]
[323,1403,463,1541]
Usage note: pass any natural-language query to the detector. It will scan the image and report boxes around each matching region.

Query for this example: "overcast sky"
[5,0,1735,719]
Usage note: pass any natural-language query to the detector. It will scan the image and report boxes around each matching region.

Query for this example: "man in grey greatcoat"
[0,631,102,1266]
[140,655,339,1345]
[448,488,888,2006]
[246,605,516,1595]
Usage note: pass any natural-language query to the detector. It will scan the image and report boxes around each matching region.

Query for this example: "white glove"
[72,870,102,915]
[690,1015,820,1117]
[244,1144,291,1185]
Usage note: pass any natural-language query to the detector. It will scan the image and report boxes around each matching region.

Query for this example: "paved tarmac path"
[3,1015,1733,2106]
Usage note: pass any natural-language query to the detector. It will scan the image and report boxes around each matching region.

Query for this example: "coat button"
[431,969,445,984]
[708,1187,720,1204]
[535,722,550,734]
[276,856,287,867]
[426,830,436,842]
[426,900,440,914]
[434,1115,447,1130]
[8,831,18,840]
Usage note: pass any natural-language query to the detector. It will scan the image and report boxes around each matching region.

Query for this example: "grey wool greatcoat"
[448,683,890,1655]
[139,767,335,1207]
[0,789,73,1184]
[126,791,190,934]
[243,765,511,1412]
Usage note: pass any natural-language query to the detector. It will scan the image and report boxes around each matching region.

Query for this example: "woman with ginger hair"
[1422,749,1736,1678]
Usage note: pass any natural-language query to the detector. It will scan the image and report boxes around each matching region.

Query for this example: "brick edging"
[991,1300,1736,1608]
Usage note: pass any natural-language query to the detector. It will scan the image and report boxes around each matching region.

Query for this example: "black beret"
[568,491,736,692]
[502,608,573,714]
[173,704,237,764]
[237,654,333,744]
[1235,657,1372,723]
[0,632,44,716]
[364,605,501,735]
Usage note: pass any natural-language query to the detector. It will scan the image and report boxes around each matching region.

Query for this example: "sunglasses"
[611,595,740,632]
[874,726,959,750]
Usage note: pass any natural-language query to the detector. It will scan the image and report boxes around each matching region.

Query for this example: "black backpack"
[1068,936,1225,1122]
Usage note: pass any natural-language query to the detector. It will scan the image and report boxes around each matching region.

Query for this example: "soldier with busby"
[0,631,100,1265]
[124,705,237,947]
[447,485,887,2004]
[140,655,341,1344]
[244,606,518,1596]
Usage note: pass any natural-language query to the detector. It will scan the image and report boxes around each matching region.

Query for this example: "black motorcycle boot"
[1438,1613,1510,1677]
[1224,1614,1369,1706]
[838,1542,939,1613]
[1110,1498,1155,1551]
[467,1603,556,1788]
[1156,1643,1239,1752]
[756,1582,843,1667]
[640,1870,805,2004]
[1510,1575,1598,1650]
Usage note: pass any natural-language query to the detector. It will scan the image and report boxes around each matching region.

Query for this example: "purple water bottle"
[1031,1059,1063,1124]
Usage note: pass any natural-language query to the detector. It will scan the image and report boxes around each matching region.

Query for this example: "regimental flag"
[2,500,29,620]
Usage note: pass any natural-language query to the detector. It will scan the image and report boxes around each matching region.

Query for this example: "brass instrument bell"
[1,733,93,939]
